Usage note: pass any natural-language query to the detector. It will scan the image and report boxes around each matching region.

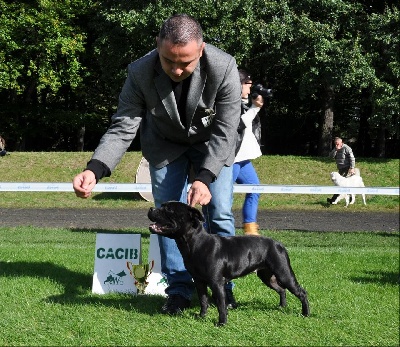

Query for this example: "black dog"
[148,201,310,326]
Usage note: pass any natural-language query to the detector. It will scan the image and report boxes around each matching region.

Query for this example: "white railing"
[0,182,398,195]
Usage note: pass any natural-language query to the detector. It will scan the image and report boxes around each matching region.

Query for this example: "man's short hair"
[158,14,203,46]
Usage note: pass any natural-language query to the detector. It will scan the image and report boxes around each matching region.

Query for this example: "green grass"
[0,226,398,346]
[0,152,398,210]
[0,152,398,346]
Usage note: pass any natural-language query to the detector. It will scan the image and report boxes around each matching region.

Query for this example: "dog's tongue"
[149,223,163,233]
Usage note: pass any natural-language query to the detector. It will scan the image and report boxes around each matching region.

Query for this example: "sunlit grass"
[0,226,398,346]
[0,152,398,211]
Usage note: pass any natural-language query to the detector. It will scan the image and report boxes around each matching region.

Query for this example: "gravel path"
[0,208,398,232]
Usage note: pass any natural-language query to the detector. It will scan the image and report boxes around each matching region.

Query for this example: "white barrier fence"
[0,182,398,195]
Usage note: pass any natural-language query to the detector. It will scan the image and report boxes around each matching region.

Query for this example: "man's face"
[334,139,343,149]
[157,38,205,82]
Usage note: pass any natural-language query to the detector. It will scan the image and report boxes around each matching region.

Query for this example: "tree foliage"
[0,0,398,157]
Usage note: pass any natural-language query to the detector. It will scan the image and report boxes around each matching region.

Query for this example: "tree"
[360,5,399,157]
[0,0,92,149]
[0,0,398,157]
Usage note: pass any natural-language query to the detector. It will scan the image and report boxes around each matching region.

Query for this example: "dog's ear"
[189,206,205,227]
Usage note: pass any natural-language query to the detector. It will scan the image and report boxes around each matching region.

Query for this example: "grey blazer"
[91,43,242,178]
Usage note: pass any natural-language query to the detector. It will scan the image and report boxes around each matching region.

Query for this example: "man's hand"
[349,168,355,175]
[72,170,97,198]
[187,180,212,207]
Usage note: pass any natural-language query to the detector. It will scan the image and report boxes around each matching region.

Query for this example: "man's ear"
[199,42,205,57]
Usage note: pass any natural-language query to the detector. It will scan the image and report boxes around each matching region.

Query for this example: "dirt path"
[0,208,398,232]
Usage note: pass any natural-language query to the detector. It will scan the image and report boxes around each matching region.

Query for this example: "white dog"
[330,168,367,207]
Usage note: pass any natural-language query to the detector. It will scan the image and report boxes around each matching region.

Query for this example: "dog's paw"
[194,313,207,320]
[215,321,226,327]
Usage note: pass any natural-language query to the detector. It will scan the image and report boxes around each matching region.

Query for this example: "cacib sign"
[96,247,139,260]
[91,233,167,296]
[92,233,142,295]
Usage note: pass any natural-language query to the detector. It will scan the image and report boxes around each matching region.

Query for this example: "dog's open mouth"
[149,222,164,234]
[149,221,177,234]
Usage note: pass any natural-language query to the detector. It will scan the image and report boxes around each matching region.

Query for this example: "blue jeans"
[233,160,260,223]
[149,148,235,300]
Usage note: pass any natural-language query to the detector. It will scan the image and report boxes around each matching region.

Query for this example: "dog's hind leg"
[360,180,367,205]
[274,269,310,317]
[257,268,287,308]
[266,247,310,316]
[349,194,356,204]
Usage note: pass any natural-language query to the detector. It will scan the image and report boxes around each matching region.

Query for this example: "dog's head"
[330,172,341,184]
[148,201,205,238]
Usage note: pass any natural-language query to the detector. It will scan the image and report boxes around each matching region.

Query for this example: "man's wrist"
[86,159,111,183]
[193,169,215,189]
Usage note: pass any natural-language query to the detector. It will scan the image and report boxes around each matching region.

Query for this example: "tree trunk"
[377,123,386,158]
[318,84,334,156]
[76,126,85,151]
[357,88,372,156]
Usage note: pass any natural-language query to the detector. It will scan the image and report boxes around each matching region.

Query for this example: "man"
[73,14,242,314]
[0,135,6,156]
[327,137,356,204]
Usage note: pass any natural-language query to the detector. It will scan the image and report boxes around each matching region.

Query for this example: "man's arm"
[90,66,144,173]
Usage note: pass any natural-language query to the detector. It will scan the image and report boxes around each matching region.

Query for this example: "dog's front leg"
[362,194,367,205]
[210,284,228,326]
[194,281,209,318]
[344,195,350,207]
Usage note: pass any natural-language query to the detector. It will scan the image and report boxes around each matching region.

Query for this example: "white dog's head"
[330,172,342,185]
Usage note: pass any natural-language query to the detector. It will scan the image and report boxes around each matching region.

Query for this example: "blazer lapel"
[186,61,206,126]
[154,60,182,125]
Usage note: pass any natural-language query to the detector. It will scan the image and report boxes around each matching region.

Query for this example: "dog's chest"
[176,241,216,278]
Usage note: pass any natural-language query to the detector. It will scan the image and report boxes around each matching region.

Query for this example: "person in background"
[0,135,7,156]
[233,70,264,235]
[72,14,242,314]
[327,136,356,204]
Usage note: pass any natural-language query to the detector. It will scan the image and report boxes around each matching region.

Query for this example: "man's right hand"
[72,170,96,198]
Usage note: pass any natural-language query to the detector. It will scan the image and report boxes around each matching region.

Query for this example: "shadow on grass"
[0,261,164,314]
[351,271,399,285]
[92,192,145,201]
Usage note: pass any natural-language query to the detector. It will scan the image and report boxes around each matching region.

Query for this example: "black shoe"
[161,294,191,315]
[327,198,333,204]
[225,289,238,309]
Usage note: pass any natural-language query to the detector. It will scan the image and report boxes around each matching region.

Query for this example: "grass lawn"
[0,152,398,210]
[0,152,398,346]
[0,226,398,346]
